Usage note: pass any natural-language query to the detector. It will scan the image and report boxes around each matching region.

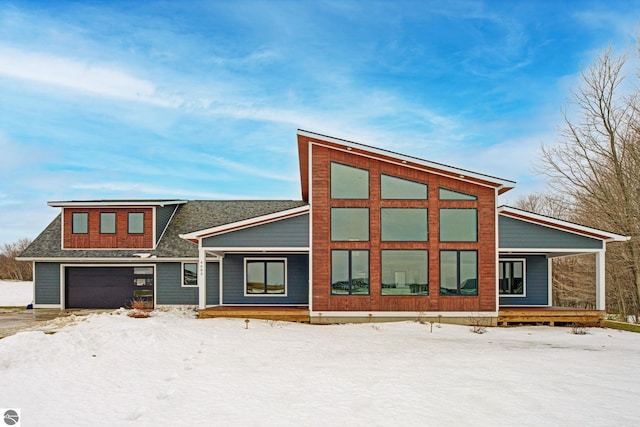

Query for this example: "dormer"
[48,200,187,250]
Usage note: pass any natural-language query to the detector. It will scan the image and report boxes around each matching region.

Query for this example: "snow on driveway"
[0,309,639,426]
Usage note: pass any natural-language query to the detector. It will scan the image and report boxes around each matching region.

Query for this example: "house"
[18,130,629,325]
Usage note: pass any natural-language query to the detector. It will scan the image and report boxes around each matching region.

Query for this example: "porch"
[498,306,604,327]
[198,306,310,323]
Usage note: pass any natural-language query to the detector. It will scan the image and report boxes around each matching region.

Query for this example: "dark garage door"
[65,267,152,309]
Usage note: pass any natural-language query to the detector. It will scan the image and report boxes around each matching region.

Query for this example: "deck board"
[198,306,310,323]
[498,307,604,326]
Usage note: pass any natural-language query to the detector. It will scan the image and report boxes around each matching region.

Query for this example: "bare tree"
[0,238,33,281]
[512,192,571,220]
[537,46,640,317]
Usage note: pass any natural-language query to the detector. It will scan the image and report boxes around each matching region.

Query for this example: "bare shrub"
[571,323,589,335]
[468,314,492,334]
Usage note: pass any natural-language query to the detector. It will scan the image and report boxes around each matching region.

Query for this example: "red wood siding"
[63,207,154,249]
[309,139,497,313]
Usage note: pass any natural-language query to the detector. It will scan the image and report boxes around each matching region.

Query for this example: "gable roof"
[498,206,629,243]
[19,200,308,260]
[297,129,516,201]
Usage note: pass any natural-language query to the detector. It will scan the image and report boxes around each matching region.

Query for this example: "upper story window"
[128,212,145,234]
[381,174,427,199]
[440,250,477,296]
[331,162,369,199]
[245,259,286,295]
[439,208,477,242]
[100,212,116,234]
[499,259,525,296]
[72,213,88,234]
[439,188,477,200]
[381,208,428,241]
[331,208,369,241]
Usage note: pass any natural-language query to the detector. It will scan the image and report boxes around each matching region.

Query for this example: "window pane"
[247,262,265,294]
[459,251,477,295]
[72,213,88,234]
[128,212,144,234]
[266,262,285,294]
[439,188,477,200]
[381,208,428,241]
[351,250,369,295]
[183,263,197,287]
[440,209,477,242]
[331,208,369,241]
[381,175,427,199]
[331,162,369,199]
[440,251,458,295]
[331,251,349,295]
[100,213,116,234]
[381,250,428,295]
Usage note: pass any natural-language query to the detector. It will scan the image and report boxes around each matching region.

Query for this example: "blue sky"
[1,0,639,246]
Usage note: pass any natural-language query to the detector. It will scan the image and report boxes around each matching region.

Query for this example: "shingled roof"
[19,200,308,260]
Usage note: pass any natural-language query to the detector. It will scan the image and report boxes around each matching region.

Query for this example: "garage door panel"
[66,267,143,309]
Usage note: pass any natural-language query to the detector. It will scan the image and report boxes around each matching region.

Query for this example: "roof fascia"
[297,129,516,192]
[48,200,188,207]
[179,205,310,241]
[498,206,630,242]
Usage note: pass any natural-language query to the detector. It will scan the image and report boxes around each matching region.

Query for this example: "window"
[439,208,477,242]
[72,212,88,234]
[245,259,286,295]
[381,208,428,241]
[182,263,198,287]
[440,250,477,296]
[381,250,428,295]
[331,162,369,199]
[128,212,144,234]
[331,250,369,295]
[331,208,369,241]
[100,212,116,234]
[133,266,154,298]
[381,174,427,199]
[499,259,525,296]
[439,188,477,200]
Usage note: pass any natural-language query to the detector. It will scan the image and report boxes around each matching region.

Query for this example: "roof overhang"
[498,206,630,243]
[48,200,188,207]
[297,129,516,201]
[179,205,310,243]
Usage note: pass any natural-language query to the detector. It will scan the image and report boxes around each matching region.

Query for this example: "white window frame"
[243,257,288,297]
[182,262,198,287]
[499,258,527,298]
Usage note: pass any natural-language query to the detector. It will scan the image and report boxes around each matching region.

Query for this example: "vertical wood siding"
[34,262,61,305]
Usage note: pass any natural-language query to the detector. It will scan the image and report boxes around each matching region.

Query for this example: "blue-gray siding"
[221,254,308,305]
[499,215,603,250]
[499,255,548,306]
[156,205,178,243]
[156,263,198,305]
[34,262,60,305]
[203,214,309,248]
[206,262,220,305]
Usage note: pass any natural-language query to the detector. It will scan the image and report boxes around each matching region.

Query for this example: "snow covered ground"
[0,280,32,307]
[0,310,639,426]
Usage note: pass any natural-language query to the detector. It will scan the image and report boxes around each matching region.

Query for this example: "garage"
[65,266,154,309]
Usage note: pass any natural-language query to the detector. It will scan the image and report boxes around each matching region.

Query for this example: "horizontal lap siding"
[222,254,308,305]
[499,216,603,249]
[203,214,309,248]
[310,141,496,313]
[156,263,198,305]
[156,205,178,244]
[499,255,548,306]
[206,262,220,305]
[34,262,61,305]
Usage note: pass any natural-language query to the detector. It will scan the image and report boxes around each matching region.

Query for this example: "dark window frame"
[380,207,428,242]
[439,208,478,242]
[182,262,198,287]
[330,162,370,200]
[438,187,477,200]
[244,258,287,296]
[380,174,428,200]
[331,250,370,296]
[71,212,88,234]
[439,250,478,296]
[499,259,526,296]
[381,249,429,296]
[128,212,145,234]
[331,207,370,242]
[100,212,116,234]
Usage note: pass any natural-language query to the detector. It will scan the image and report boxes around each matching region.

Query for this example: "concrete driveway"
[0,309,106,339]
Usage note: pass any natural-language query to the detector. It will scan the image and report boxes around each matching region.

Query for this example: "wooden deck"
[198,306,310,323]
[498,307,604,327]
